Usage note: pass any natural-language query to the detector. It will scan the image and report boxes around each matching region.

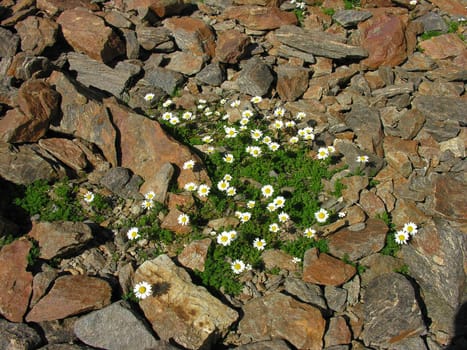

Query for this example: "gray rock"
[234,339,292,349]
[415,12,448,33]
[38,346,92,350]
[151,162,174,203]
[67,53,141,98]
[99,167,144,200]
[237,57,274,96]
[196,62,226,86]
[144,66,185,95]
[0,27,19,57]
[371,82,414,98]
[122,29,140,59]
[283,277,327,309]
[388,336,428,350]
[38,317,79,345]
[343,275,360,306]
[275,25,368,60]
[0,318,42,350]
[74,301,165,350]
[324,285,348,312]
[333,10,372,28]
[276,43,316,64]
[361,273,426,348]
[136,25,172,51]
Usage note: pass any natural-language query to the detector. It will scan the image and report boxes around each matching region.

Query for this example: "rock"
[143,66,185,95]
[274,25,368,60]
[359,13,407,69]
[6,52,52,81]
[124,0,188,18]
[238,292,325,350]
[302,248,356,286]
[358,190,386,217]
[74,301,167,350]
[38,345,93,350]
[177,238,211,272]
[0,238,33,322]
[262,249,298,273]
[165,51,204,75]
[223,5,297,30]
[67,53,141,98]
[57,8,125,64]
[164,17,216,59]
[327,219,388,261]
[283,277,327,309]
[160,208,192,235]
[341,175,369,204]
[325,316,352,347]
[397,108,425,140]
[31,266,58,307]
[48,71,118,167]
[26,275,112,322]
[38,138,88,172]
[0,79,60,143]
[324,285,348,313]
[361,273,426,348]
[122,29,140,59]
[419,33,467,61]
[195,62,226,86]
[104,97,210,194]
[134,254,238,349]
[414,12,448,33]
[237,57,274,96]
[371,82,414,98]
[430,0,467,16]
[15,16,58,55]
[215,29,250,64]
[0,27,19,57]
[36,0,100,16]
[149,162,174,204]
[136,25,172,51]
[99,167,144,200]
[28,221,93,260]
[333,10,372,28]
[0,142,66,185]
[234,339,292,350]
[276,65,309,101]
[0,318,42,350]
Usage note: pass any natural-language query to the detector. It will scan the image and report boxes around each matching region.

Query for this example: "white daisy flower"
[267,202,277,212]
[285,120,296,128]
[230,100,241,108]
[127,227,140,240]
[262,136,272,145]
[253,238,266,251]
[247,200,255,209]
[315,208,329,223]
[197,184,211,197]
[228,230,238,240]
[145,191,155,200]
[274,107,286,117]
[240,212,252,223]
[134,281,152,299]
[169,116,180,125]
[240,117,250,126]
[141,199,154,210]
[278,212,290,223]
[182,111,193,120]
[251,129,263,141]
[269,223,280,233]
[268,142,280,152]
[144,93,155,102]
[226,187,237,197]
[317,147,329,160]
[217,231,232,246]
[223,153,234,163]
[231,259,245,274]
[83,191,94,203]
[261,185,274,198]
[251,96,262,104]
[184,182,198,191]
[272,119,284,130]
[223,174,233,181]
[217,180,230,191]
[242,109,254,118]
[248,146,262,158]
[183,160,195,170]
[403,222,418,236]
[303,133,315,141]
[177,213,190,226]
[295,111,306,120]
[273,196,286,208]
[162,99,173,108]
[202,135,213,144]
[289,136,299,144]
[220,98,227,105]
[224,126,238,138]
[162,112,172,121]
[338,211,346,218]
[356,155,369,163]
[206,146,215,154]
[292,257,301,264]
[304,228,316,238]
[395,230,409,244]
[328,145,336,153]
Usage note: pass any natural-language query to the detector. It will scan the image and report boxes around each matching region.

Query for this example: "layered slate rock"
[237,292,326,350]
[327,218,388,261]
[222,5,297,30]
[104,97,210,194]
[134,255,238,349]
[28,221,94,260]
[361,273,426,348]
[38,138,88,172]
[74,301,166,350]
[26,275,112,322]
[0,238,33,322]
[57,8,125,64]
[237,57,274,96]
[99,167,144,200]
[276,65,309,101]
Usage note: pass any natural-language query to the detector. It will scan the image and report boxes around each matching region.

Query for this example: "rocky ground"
[0,0,466,349]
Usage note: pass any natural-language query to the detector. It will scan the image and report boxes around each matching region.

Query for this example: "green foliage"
[0,234,16,249]
[122,290,139,303]
[378,212,400,257]
[294,9,306,26]
[322,7,335,16]
[394,264,409,275]
[14,179,50,217]
[342,253,367,275]
[344,0,360,9]
[332,178,346,198]
[27,240,40,267]
[420,30,443,41]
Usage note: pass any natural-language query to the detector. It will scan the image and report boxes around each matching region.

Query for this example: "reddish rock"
[15,16,58,55]
[160,208,192,235]
[164,17,216,59]
[28,221,93,260]
[36,0,100,16]
[433,175,467,222]
[57,8,125,64]
[238,292,325,350]
[361,0,393,6]
[165,52,204,75]
[30,268,58,307]
[0,239,33,322]
[303,248,356,286]
[177,238,211,272]
[276,65,309,101]
[0,79,60,143]
[223,5,297,30]
[431,0,467,16]
[391,198,430,229]
[359,13,407,69]
[38,138,88,172]
[215,29,250,64]
[124,0,187,17]
[418,34,466,60]
[341,175,369,204]
[359,190,386,218]
[104,97,210,194]
[325,316,352,347]
[327,218,388,261]
[262,249,298,272]
[167,192,195,211]
[26,275,111,322]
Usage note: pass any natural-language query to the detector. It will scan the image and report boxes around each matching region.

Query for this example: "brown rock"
[359,13,407,69]
[303,248,356,286]
[167,192,195,211]
[328,218,388,261]
[160,208,192,235]
[31,267,58,307]
[398,108,425,140]
[223,5,297,30]
[418,34,466,60]
[28,221,93,260]
[276,65,309,101]
[215,29,250,64]
[431,0,467,16]
[104,97,210,194]
[391,198,430,229]
[361,0,393,6]
[57,8,125,64]
[26,275,111,322]
[177,238,211,272]
[124,0,187,17]
[325,316,352,347]
[0,80,60,143]
[38,138,88,172]
[359,253,405,286]
[36,0,100,16]
[0,238,33,322]
[165,52,204,75]
[433,174,467,222]
[262,249,298,272]
[15,16,58,55]
[359,190,386,218]
[341,175,369,204]
[164,17,216,59]
[238,292,325,350]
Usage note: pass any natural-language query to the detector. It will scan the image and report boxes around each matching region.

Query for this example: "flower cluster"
[395,222,418,245]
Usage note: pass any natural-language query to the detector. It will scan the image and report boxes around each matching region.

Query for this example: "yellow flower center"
[138,286,146,293]
[398,234,405,241]
[318,213,325,219]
